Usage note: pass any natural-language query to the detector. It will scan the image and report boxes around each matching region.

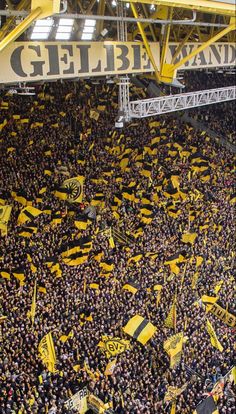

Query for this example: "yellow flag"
[63,176,84,203]
[164,383,188,403]
[109,235,115,249]
[164,332,186,369]
[206,319,223,352]
[181,232,197,245]
[214,281,223,295]
[29,280,37,325]
[17,206,42,225]
[98,336,131,358]
[196,256,203,267]
[38,332,57,373]
[123,315,157,345]
[171,401,176,414]
[0,205,12,236]
[105,359,116,376]
[164,297,177,330]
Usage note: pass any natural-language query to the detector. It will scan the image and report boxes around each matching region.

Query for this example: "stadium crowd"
[0,78,235,414]
[188,101,236,145]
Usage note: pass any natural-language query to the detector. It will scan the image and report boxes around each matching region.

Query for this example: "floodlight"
[33,27,51,33]
[59,18,74,26]
[81,33,93,40]
[31,32,50,40]
[83,26,95,33]
[35,18,53,27]
[85,19,96,27]
[57,26,72,33]
[55,32,71,40]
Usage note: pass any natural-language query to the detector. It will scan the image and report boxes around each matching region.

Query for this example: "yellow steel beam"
[196,25,204,42]
[132,6,168,39]
[161,19,236,82]
[0,7,41,52]
[141,3,157,42]
[86,0,98,15]
[6,0,14,8]
[31,0,60,19]
[0,0,30,41]
[131,2,161,82]
[0,0,61,53]
[97,0,106,36]
[123,0,236,17]
[160,7,173,72]
[174,20,236,70]
[76,0,85,14]
[171,27,195,64]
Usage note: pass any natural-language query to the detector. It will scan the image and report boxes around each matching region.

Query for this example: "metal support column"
[130,2,161,83]
[116,1,130,125]
[118,77,130,122]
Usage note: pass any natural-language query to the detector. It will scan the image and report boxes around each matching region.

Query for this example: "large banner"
[0,41,159,84]
[64,387,88,412]
[0,41,235,84]
[166,42,236,69]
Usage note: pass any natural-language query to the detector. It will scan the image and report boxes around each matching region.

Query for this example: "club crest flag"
[123,315,157,345]
[164,332,187,369]
[0,205,12,236]
[62,176,84,203]
[38,332,57,373]
[98,335,131,358]
[164,383,188,403]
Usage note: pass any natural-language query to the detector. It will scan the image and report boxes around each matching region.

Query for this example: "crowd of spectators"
[187,101,236,145]
[0,78,235,414]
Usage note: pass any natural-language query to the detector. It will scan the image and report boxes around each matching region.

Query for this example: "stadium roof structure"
[0,1,235,122]
[0,1,235,68]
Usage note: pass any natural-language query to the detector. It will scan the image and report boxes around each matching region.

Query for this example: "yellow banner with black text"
[0,41,235,84]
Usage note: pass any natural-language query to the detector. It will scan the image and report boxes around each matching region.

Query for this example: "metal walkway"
[128,86,236,119]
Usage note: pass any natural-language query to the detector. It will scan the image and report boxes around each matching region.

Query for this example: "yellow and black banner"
[193,395,219,414]
[201,296,236,328]
[87,394,112,414]
[123,315,157,345]
[1,41,235,84]
[18,223,38,238]
[17,206,42,225]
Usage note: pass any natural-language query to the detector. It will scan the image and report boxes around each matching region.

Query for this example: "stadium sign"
[0,41,235,84]
[166,42,236,69]
[0,41,158,83]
